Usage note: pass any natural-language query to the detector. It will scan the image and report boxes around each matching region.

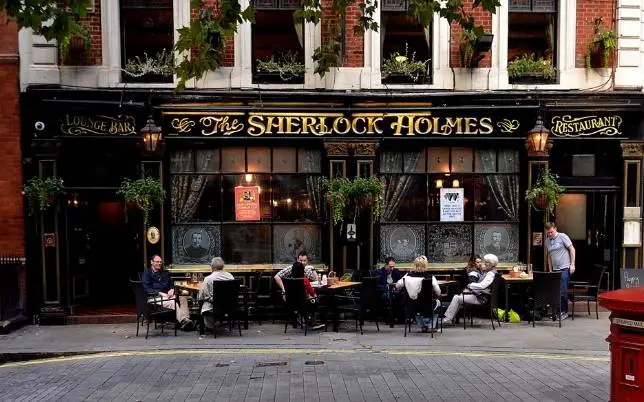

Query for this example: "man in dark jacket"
[142,255,194,331]
[377,257,403,290]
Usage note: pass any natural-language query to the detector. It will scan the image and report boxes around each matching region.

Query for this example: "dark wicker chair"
[403,277,443,338]
[130,280,177,339]
[201,279,243,338]
[336,276,381,335]
[530,271,563,328]
[283,278,314,336]
[569,264,608,320]
[462,273,503,330]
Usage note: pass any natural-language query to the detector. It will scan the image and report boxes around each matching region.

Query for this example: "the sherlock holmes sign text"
[168,112,507,137]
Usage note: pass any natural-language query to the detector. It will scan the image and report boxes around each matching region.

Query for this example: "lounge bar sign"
[550,115,623,137]
[167,112,522,137]
[60,115,137,136]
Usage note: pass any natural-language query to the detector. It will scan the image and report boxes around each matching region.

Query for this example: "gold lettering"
[367,117,384,134]
[391,114,413,136]
[315,117,331,136]
[441,117,463,134]
[264,116,284,134]
[285,116,300,134]
[479,117,493,134]
[464,117,479,134]
[333,117,351,135]
[248,115,265,136]
[413,117,432,135]
[351,117,366,135]
[301,116,316,134]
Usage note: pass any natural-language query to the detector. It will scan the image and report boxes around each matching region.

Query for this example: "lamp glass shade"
[528,118,549,152]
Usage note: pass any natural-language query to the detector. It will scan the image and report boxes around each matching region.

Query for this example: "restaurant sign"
[167,112,522,137]
[60,115,137,136]
[550,115,623,137]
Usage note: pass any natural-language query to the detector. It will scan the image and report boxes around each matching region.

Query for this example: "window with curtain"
[252,0,305,84]
[120,0,174,83]
[508,0,558,84]
[170,147,323,265]
[380,0,432,84]
[378,147,521,264]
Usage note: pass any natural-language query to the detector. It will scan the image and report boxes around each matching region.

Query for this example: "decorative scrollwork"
[496,119,520,133]
[170,118,196,133]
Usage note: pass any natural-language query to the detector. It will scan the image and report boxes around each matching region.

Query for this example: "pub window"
[120,0,174,83]
[253,0,305,84]
[170,147,323,265]
[378,148,520,264]
[381,0,432,85]
[508,0,558,84]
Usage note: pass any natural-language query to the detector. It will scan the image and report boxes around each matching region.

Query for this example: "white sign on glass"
[440,188,464,222]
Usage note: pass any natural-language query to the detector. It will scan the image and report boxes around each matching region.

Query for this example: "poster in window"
[440,188,464,222]
[235,186,261,221]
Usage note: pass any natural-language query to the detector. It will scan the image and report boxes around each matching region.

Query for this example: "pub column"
[353,141,379,273]
[620,141,644,269]
[323,142,351,274]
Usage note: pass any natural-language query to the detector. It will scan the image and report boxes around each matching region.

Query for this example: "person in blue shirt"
[142,255,194,331]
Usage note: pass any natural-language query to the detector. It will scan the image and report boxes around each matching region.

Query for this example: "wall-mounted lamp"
[244,173,254,184]
[435,179,443,189]
[286,198,292,205]
[452,179,460,188]
[272,200,278,207]
[141,115,163,154]
[527,113,550,153]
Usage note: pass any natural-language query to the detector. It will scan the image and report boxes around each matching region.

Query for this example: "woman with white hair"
[443,254,499,323]
[394,256,442,333]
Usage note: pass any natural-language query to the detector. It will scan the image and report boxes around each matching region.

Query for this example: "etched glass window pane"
[272,175,323,222]
[221,147,245,172]
[273,224,322,263]
[195,149,220,173]
[298,149,321,173]
[475,149,496,173]
[404,151,425,173]
[475,224,520,262]
[427,148,450,173]
[498,149,520,173]
[381,175,427,221]
[247,147,271,172]
[379,224,426,263]
[474,175,520,221]
[222,224,271,263]
[451,148,473,173]
[170,150,194,173]
[427,224,472,263]
[171,176,220,223]
[380,152,403,173]
[273,147,297,173]
[172,224,221,264]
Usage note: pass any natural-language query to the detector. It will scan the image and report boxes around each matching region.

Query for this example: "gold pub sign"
[60,115,137,136]
[169,112,504,137]
[550,115,623,137]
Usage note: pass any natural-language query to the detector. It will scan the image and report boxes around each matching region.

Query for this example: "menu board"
[621,269,644,289]
[440,188,464,222]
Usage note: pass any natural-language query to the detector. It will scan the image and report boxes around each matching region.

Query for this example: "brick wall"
[576,0,615,68]
[66,2,102,66]
[321,0,364,67]
[196,1,235,67]
[0,14,24,255]
[450,1,492,68]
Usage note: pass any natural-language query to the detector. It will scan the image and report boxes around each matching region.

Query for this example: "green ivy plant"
[585,17,616,69]
[117,177,165,227]
[459,27,485,68]
[525,170,565,218]
[381,43,430,82]
[173,0,500,88]
[256,52,305,81]
[23,177,65,215]
[507,54,556,80]
[321,177,384,226]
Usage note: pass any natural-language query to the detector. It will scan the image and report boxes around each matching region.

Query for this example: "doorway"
[556,191,616,289]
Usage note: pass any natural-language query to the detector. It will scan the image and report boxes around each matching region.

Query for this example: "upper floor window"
[508,0,557,84]
[381,0,431,85]
[253,0,305,84]
[120,0,174,83]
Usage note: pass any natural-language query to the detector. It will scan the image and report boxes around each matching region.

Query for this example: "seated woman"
[394,256,442,333]
[290,262,324,330]
[466,254,484,284]
[443,253,499,323]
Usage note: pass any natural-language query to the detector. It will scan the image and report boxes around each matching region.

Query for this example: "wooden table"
[316,281,361,331]
[501,274,533,322]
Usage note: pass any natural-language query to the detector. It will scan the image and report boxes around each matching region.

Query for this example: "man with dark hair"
[274,250,319,295]
[142,254,194,331]
[545,222,576,320]
[378,257,403,289]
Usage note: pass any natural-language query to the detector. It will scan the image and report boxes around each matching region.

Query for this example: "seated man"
[198,256,234,330]
[142,254,194,331]
[443,253,499,323]
[274,251,319,296]
[377,257,403,292]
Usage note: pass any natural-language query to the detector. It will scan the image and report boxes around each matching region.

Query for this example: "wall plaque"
[550,115,623,137]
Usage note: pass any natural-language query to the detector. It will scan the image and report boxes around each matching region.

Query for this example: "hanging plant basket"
[533,194,548,210]
[321,177,384,226]
[118,177,165,227]
[23,177,65,215]
[525,170,566,218]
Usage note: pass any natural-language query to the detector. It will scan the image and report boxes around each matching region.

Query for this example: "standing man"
[198,257,234,330]
[545,222,576,320]
[142,255,194,331]
[274,251,319,295]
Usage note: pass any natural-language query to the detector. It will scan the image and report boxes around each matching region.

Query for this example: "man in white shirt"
[198,256,234,329]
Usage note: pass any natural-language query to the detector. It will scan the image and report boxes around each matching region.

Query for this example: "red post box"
[599,288,644,402]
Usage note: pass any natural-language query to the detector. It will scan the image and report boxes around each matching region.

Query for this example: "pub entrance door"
[556,191,616,290]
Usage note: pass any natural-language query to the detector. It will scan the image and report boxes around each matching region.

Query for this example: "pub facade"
[20,87,644,316]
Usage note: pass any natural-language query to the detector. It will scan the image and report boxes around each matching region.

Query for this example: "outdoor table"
[174,281,250,329]
[501,273,533,322]
[315,281,361,332]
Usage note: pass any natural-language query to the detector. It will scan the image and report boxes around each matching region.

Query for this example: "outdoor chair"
[201,279,243,338]
[529,271,563,328]
[283,278,317,335]
[462,273,502,330]
[403,277,443,338]
[130,280,177,339]
[336,276,381,335]
[569,264,608,320]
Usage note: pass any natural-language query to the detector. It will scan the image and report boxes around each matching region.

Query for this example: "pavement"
[0,314,613,401]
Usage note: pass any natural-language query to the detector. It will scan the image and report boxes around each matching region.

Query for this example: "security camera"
[34,121,45,131]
